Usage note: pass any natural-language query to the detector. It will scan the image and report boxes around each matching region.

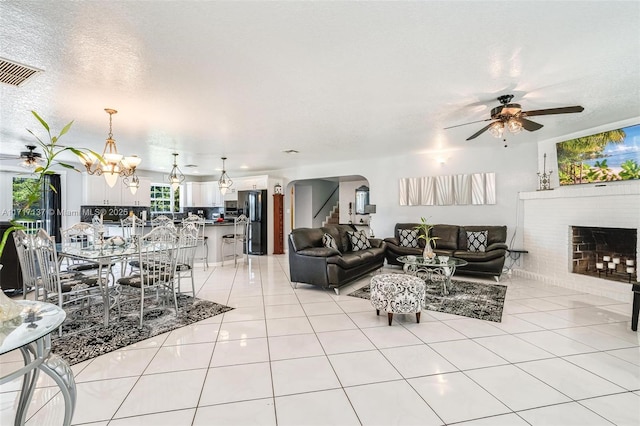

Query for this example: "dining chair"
[60,223,101,274]
[221,214,249,266]
[120,214,144,275]
[117,226,180,328]
[175,222,198,297]
[13,229,40,299]
[150,215,175,229]
[33,229,102,335]
[182,214,208,270]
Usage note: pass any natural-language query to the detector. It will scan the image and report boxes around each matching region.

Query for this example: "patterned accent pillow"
[398,229,419,248]
[347,230,371,252]
[322,233,339,251]
[467,230,488,252]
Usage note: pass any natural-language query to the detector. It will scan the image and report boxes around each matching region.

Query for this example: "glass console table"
[0,300,76,426]
[397,255,468,295]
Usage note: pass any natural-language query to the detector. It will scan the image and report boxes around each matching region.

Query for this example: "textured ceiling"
[1,1,639,177]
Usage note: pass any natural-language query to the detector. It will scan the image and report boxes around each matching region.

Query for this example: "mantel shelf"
[520,181,640,200]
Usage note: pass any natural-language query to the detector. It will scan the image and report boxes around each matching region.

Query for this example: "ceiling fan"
[445,94,584,141]
[0,145,45,169]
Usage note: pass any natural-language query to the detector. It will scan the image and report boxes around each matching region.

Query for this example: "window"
[150,184,181,213]
[13,177,42,219]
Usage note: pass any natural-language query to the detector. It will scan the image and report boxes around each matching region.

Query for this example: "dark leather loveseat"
[288,224,386,294]
[384,223,508,279]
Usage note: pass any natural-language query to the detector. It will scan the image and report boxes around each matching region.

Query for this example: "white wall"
[294,184,312,228]
[278,142,537,247]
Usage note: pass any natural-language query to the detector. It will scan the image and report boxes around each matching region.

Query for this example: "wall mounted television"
[556,123,640,186]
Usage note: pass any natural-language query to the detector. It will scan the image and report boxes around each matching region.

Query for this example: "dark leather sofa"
[384,223,508,279]
[288,224,386,294]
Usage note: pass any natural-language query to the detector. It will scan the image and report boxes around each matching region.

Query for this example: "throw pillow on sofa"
[467,230,488,252]
[322,233,340,252]
[398,229,419,248]
[347,230,371,251]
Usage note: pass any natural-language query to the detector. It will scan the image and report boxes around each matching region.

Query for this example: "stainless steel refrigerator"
[237,189,268,255]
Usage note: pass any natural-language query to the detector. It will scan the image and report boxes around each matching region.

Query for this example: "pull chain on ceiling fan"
[445,94,584,141]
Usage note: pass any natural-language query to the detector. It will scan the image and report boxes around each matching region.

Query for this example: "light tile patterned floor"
[2,255,640,425]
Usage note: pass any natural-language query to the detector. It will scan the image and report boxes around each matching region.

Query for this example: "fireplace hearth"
[572,226,637,283]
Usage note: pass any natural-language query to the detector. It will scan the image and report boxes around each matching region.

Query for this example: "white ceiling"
[1,1,639,177]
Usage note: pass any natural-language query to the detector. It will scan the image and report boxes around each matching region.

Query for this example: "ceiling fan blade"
[466,122,496,140]
[443,118,492,130]
[522,106,584,117]
[519,118,544,132]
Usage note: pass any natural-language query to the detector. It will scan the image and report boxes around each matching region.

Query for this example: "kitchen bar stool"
[221,214,249,266]
[182,214,208,270]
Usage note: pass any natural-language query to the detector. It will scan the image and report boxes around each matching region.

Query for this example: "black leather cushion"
[432,225,460,250]
[453,249,505,262]
[67,262,100,271]
[290,228,325,251]
[467,230,488,252]
[398,229,419,248]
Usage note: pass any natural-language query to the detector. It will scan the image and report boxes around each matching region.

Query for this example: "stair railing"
[313,185,339,219]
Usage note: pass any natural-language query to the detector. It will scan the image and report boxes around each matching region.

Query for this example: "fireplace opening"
[571,226,637,283]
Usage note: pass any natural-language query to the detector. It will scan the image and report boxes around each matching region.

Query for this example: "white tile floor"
[2,255,640,425]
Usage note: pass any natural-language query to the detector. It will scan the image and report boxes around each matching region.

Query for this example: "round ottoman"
[369,273,426,326]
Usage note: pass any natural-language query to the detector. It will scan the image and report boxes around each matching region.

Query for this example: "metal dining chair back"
[117,225,180,328]
[60,222,101,274]
[121,214,144,239]
[176,223,199,297]
[33,229,101,334]
[150,215,175,229]
[13,229,40,299]
[15,220,43,235]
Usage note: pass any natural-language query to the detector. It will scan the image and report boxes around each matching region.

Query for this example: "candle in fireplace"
[596,262,604,270]
[613,257,621,265]
[603,255,611,262]
[627,267,635,274]
[627,260,635,266]
[608,262,616,270]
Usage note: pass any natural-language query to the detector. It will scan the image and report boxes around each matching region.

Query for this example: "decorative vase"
[0,265,23,321]
[423,243,435,261]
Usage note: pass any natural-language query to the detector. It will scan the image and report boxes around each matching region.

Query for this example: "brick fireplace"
[571,226,637,283]
[520,182,640,301]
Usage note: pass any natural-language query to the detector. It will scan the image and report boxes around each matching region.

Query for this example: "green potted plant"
[0,111,99,320]
[414,217,439,260]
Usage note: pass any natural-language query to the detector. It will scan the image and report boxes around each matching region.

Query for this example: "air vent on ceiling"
[283,149,299,154]
[184,164,198,168]
[0,57,43,87]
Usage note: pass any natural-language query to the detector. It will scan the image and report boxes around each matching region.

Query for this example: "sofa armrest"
[297,247,342,257]
[486,243,508,251]
[369,238,384,248]
[384,237,399,246]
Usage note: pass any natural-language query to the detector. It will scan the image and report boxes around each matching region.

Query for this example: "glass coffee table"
[397,255,468,295]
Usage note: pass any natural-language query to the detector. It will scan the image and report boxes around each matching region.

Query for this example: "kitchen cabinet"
[186,181,224,207]
[223,187,237,201]
[83,175,151,206]
[234,175,268,191]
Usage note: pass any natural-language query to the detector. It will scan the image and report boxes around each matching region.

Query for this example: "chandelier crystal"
[218,157,233,195]
[81,108,141,187]
[167,153,185,191]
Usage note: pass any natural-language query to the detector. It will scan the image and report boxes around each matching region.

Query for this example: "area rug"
[51,295,234,365]
[348,278,507,322]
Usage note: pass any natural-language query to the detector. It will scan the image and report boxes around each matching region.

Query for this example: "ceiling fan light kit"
[19,145,44,170]
[446,94,584,142]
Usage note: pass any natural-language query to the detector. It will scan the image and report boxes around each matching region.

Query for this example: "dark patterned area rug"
[348,278,507,322]
[51,295,233,365]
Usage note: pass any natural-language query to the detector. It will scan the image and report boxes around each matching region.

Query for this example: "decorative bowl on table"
[107,236,126,246]
[438,256,449,264]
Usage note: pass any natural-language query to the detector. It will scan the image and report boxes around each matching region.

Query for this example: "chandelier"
[167,153,185,191]
[218,157,233,195]
[81,108,141,188]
